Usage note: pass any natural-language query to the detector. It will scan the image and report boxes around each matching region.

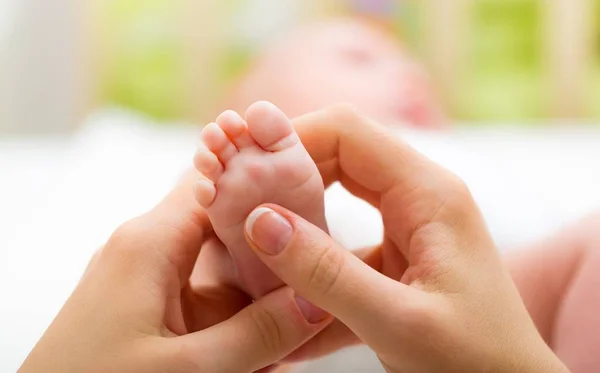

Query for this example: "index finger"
[293,105,426,207]
[292,105,473,254]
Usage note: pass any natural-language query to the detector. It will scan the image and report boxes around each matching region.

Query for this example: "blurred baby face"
[232,19,444,129]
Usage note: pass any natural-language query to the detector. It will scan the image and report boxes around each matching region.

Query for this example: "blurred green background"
[102,0,185,120]
[100,0,600,123]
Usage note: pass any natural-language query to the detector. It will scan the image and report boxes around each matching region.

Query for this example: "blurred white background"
[0,0,16,46]
[0,0,89,133]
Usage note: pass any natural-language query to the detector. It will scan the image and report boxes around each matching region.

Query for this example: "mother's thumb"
[244,204,412,339]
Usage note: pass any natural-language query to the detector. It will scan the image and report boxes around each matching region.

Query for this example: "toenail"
[245,207,292,255]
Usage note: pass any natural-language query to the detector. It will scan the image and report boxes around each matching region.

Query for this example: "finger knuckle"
[447,174,473,205]
[307,242,346,297]
[432,172,475,216]
[324,103,358,119]
[105,218,152,259]
[110,219,144,243]
[248,306,284,357]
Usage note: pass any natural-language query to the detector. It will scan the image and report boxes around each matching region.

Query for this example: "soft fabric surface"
[1,110,600,372]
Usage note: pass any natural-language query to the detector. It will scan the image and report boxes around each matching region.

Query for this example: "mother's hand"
[19,172,331,373]
[244,105,569,372]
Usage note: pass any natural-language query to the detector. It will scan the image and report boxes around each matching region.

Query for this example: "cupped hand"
[19,171,331,373]
[243,105,569,373]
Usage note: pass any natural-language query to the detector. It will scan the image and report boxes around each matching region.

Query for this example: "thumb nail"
[246,207,293,256]
[295,295,329,324]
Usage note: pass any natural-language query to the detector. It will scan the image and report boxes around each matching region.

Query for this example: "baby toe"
[245,101,298,152]
[193,177,216,208]
[193,147,223,183]
[217,110,255,149]
[201,122,238,163]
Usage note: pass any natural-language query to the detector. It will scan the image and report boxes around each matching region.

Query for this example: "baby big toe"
[245,101,298,152]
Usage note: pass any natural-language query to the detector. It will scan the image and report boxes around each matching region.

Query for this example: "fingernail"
[246,207,293,255]
[295,296,329,324]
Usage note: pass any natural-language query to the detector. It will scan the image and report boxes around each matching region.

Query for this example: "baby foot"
[193,101,328,298]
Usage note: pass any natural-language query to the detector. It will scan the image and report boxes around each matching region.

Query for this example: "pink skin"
[227,19,446,130]
[507,215,600,373]
[193,101,327,298]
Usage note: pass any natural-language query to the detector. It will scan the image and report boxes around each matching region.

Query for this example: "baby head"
[225,18,445,129]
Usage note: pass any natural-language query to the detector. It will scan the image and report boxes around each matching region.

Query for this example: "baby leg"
[507,215,600,373]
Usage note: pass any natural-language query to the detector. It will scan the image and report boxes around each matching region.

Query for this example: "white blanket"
[1,110,600,372]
